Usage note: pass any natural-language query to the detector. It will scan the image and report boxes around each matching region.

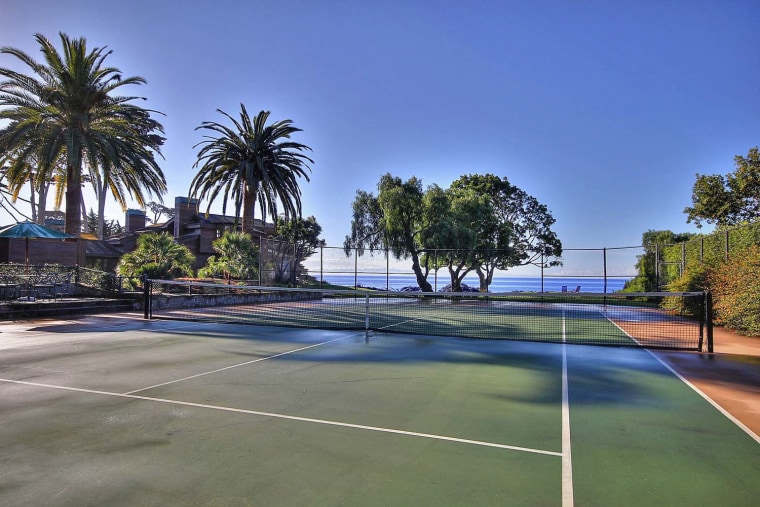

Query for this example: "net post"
[705,291,714,353]
[364,293,370,343]
[143,276,151,319]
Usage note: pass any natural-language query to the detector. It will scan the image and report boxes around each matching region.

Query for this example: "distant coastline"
[320,274,630,293]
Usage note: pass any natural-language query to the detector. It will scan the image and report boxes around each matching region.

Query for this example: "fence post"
[705,291,714,353]
[386,248,390,291]
[142,275,150,319]
[725,230,730,261]
[655,244,660,290]
[603,247,608,294]
[540,250,545,292]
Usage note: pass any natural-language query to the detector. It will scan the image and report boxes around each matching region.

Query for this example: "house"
[87,196,276,271]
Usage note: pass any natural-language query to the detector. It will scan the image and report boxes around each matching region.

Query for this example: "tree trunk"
[476,264,495,292]
[242,187,256,235]
[65,161,82,236]
[409,249,433,292]
[65,185,82,235]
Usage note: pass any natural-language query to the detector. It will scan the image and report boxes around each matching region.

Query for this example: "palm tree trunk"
[65,148,83,235]
[242,187,256,235]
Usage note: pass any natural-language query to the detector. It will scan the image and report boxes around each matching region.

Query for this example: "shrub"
[708,245,760,336]
[661,264,711,317]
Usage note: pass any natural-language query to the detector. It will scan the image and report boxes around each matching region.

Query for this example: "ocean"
[320,274,630,293]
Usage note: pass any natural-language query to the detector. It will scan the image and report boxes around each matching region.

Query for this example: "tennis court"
[1,312,758,506]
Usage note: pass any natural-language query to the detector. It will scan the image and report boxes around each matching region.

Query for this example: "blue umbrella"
[0,221,76,268]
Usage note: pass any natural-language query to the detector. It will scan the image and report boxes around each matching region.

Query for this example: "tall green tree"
[424,186,494,292]
[685,147,760,228]
[269,215,325,284]
[117,232,194,279]
[624,230,696,292]
[0,32,166,235]
[345,174,449,292]
[190,105,313,235]
[88,107,166,238]
[450,174,562,291]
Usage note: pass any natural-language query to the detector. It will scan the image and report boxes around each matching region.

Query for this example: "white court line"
[0,377,562,457]
[599,309,645,347]
[643,351,760,445]
[600,311,760,445]
[561,310,574,507]
[124,332,359,395]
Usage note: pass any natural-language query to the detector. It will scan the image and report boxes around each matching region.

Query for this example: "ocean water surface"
[320,274,630,293]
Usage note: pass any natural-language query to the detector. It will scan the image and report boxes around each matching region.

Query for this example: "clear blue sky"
[2,0,759,276]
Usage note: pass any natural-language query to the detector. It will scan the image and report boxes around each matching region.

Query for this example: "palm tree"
[0,149,57,224]
[117,232,195,280]
[0,32,166,235]
[88,107,167,238]
[190,104,313,235]
[197,231,259,282]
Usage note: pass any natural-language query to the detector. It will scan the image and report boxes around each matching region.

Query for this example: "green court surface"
[0,315,757,506]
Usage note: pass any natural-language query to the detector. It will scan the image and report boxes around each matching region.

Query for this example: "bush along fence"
[636,220,760,291]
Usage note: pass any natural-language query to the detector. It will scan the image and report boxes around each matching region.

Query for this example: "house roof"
[85,240,124,258]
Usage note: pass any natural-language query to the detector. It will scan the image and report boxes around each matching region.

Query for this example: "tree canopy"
[117,232,194,279]
[190,105,313,235]
[197,231,259,282]
[0,32,166,235]
[684,147,760,228]
[268,215,325,285]
[344,172,562,292]
[344,174,441,291]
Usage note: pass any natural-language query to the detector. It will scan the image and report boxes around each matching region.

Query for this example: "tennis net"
[145,280,713,351]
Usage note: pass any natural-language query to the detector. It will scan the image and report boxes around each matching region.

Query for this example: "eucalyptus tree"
[190,105,313,235]
[0,32,166,235]
[344,174,447,292]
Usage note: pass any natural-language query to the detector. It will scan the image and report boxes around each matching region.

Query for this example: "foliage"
[685,147,760,228]
[623,230,697,292]
[117,232,194,279]
[660,264,711,317]
[344,174,441,292]
[0,150,62,223]
[708,245,760,336]
[345,173,562,293]
[0,32,166,235]
[197,231,258,282]
[449,174,562,291]
[267,215,325,284]
[86,208,124,237]
[423,185,494,292]
[190,105,313,235]
[146,201,174,224]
